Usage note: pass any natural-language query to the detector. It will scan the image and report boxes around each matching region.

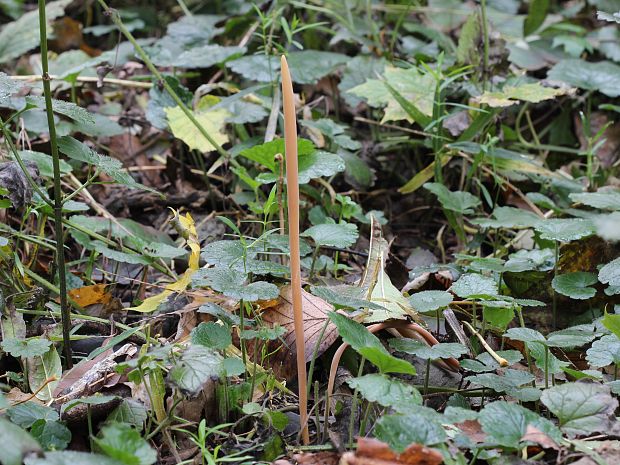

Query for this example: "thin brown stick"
[281,55,309,445]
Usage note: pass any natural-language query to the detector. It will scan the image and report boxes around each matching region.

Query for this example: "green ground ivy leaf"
[409,290,453,313]
[552,272,598,300]
[540,382,619,437]
[301,222,358,248]
[145,75,193,130]
[287,51,349,84]
[424,182,481,214]
[466,369,535,393]
[347,374,422,411]
[8,402,59,428]
[0,417,43,465]
[570,191,620,210]
[349,66,435,123]
[191,322,232,350]
[505,327,546,344]
[478,82,568,107]
[201,240,254,268]
[479,401,561,449]
[1,338,51,358]
[310,285,386,311]
[390,339,468,360]
[328,312,415,375]
[172,45,245,68]
[226,54,280,83]
[26,96,95,125]
[460,350,523,373]
[167,345,223,397]
[599,257,620,288]
[192,268,279,301]
[25,451,126,465]
[31,419,71,451]
[548,59,620,97]
[28,345,62,402]
[472,206,542,230]
[94,422,156,465]
[450,273,499,298]
[375,413,446,452]
[106,399,148,430]
[57,137,157,194]
[165,106,229,153]
[534,218,595,242]
[0,0,70,64]
[504,248,556,272]
[239,138,314,172]
[587,335,620,367]
[338,55,387,107]
[603,310,620,339]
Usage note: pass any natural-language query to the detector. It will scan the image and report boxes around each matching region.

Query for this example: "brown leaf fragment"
[341,438,443,465]
[521,425,560,450]
[293,451,340,465]
[455,420,486,443]
[246,285,338,381]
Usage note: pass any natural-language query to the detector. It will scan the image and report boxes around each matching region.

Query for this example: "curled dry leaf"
[245,285,338,381]
[341,437,443,465]
[0,160,40,209]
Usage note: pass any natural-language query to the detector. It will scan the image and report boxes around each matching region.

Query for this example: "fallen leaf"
[341,437,443,465]
[68,284,111,307]
[521,424,560,450]
[245,285,338,381]
[293,451,340,465]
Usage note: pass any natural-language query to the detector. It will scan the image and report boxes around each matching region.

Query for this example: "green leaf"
[534,218,595,242]
[338,55,387,107]
[167,345,223,397]
[479,82,568,108]
[222,357,245,377]
[8,402,59,428]
[1,338,51,358]
[286,51,349,84]
[310,285,385,311]
[504,248,555,272]
[57,137,157,194]
[552,272,598,300]
[192,268,279,301]
[483,305,514,330]
[145,76,193,130]
[472,206,542,230]
[460,350,522,373]
[375,413,446,452]
[328,312,415,375]
[201,240,253,268]
[594,212,620,242]
[349,66,435,123]
[466,369,535,394]
[599,257,620,288]
[25,451,125,465]
[191,322,232,350]
[347,374,422,412]
[479,401,561,449]
[226,54,280,83]
[31,420,71,451]
[548,59,620,97]
[409,290,453,313]
[602,311,620,339]
[540,382,619,436]
[94,423,156,465]
[296,151,345,184]
[28,345,62,402]
[587,335,620,367]
[424,183,481,214]
[524,0,549,36]
[504,327,546,344]
[106,399,148,430]
[172,45,245,68]
[165,106,229,153]
[570,191,620,211]
[450,273,499,298]
[456,12,481,64]
[0,0,70,64]
[301,223,358,248]
[0,72,23,106]
[390,339,468,360]
[26,96,95,125]
[0,417,43,465]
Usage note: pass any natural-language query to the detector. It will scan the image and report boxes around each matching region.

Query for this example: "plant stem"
[553,241,559,329]
[281,55,309,445]
[38,0,72,369]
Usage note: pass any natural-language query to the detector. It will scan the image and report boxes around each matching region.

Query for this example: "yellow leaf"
[478,83,573,108]
[165,106,230,152]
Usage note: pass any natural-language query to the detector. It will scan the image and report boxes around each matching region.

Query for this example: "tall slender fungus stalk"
[281,55,309,445]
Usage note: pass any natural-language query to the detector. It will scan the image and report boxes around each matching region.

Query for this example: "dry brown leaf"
[293,451,340,465]
[245,285,338,381]
[341,438,443,465]
[521,424,560,450]
[68,284,111,307]
[455,420,486,443]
